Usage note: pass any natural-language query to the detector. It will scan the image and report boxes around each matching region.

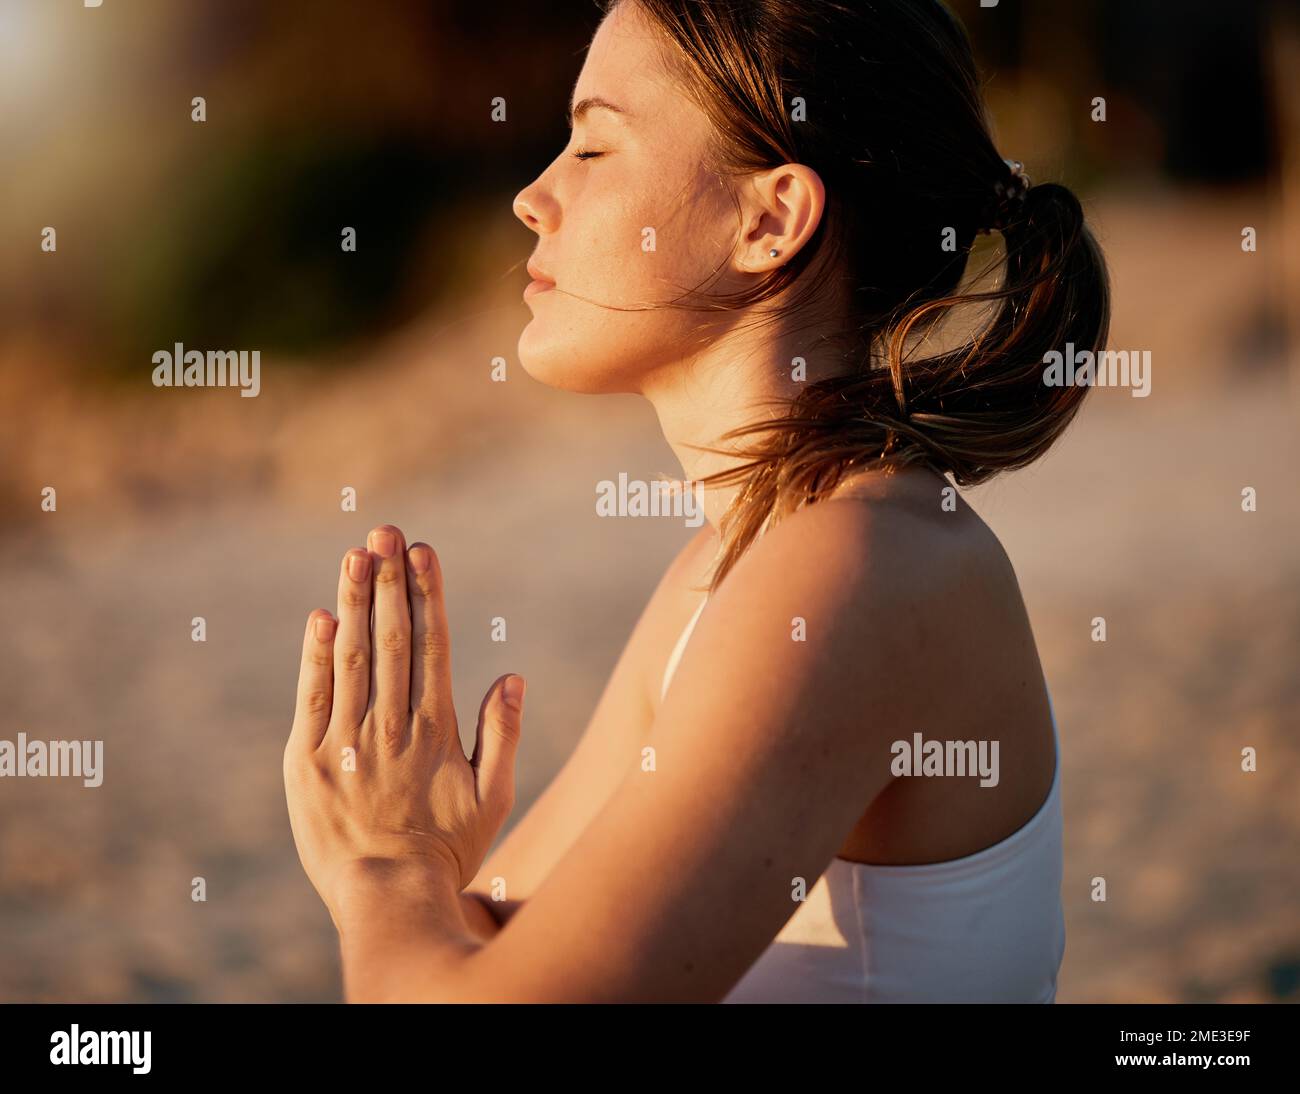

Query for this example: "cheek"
[517,170,733,392]
[575,167,730,302]
[574,191,679,300]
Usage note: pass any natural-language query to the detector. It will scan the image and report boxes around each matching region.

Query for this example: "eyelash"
[571,148,604,161]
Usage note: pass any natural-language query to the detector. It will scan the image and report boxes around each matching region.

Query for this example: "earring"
[769,248,779,257]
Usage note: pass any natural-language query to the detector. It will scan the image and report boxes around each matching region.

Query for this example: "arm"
[335,501,942,1002]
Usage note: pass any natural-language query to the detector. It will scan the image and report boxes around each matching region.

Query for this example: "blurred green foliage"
[107,131,451,363]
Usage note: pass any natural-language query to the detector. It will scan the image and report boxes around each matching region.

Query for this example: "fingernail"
[315,614,337,642]
[347,551,371,581]
[502,675,526,710]
[408,545,430,574]
[371,530,397,558]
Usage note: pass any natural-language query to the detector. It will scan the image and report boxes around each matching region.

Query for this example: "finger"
[332,547,373,734]
[473,674,525,821]
[367,525,411,734]
[291,610,336,752]
[407,542,455,732]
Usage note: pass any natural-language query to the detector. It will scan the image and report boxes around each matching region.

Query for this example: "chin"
[516,320,634,395]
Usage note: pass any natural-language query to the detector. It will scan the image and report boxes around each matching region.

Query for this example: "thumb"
[473,674,525,820]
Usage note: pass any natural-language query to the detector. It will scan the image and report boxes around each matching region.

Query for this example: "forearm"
[334,860,485,1003]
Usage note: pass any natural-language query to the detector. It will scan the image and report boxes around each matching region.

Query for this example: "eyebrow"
[566,95,631,129]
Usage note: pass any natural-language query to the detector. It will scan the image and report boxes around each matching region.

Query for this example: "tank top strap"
[660,596,708,701]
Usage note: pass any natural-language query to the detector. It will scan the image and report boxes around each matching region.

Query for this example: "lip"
[525,259,556,297]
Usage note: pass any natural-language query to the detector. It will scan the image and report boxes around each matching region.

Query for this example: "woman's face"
[513,1,744,395]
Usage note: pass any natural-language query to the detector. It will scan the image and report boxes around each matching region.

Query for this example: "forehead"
[570,3,680,122]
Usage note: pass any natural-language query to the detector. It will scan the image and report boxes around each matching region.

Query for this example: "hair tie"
[978,158,1031,235]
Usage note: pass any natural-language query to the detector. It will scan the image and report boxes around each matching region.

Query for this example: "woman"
[283,0,1109,1003]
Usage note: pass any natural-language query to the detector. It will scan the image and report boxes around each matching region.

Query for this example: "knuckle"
[416,630,450,659]
[307,649,332,669]
[379,710,406,750]
[374,565,402,586]
[378,628,408,655]
[491,720,521,747]
[303,689,332,716]
[341,647,369,673]
[414,707,446,737]
[342,588,368,610]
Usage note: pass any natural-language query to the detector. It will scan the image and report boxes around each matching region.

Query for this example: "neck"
[639,313,852,533]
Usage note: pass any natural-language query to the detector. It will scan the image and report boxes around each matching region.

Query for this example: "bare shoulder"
[709,466,1057,864]
[706,465,1050,756]
[647,524,719,627]
[729,466,1019,627]
[662,522,721,589]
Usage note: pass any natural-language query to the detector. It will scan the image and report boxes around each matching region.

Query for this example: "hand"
[283,524,525,927]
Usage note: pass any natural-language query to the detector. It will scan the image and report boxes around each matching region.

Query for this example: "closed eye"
[571,148,604,161]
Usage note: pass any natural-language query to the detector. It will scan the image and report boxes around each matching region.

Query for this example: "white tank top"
[660,596,1065,1003]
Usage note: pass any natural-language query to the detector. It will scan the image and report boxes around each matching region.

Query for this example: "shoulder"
[646,523,719,632]
[719,469,1012,630]
[664,523,720,586]
[686,470,1029,735]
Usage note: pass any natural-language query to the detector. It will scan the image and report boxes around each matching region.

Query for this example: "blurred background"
[0,0,1297,1002]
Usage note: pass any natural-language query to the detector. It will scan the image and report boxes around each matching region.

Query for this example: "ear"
[733,162,827,274]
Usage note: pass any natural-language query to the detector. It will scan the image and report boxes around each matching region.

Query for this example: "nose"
[512,178,557,234]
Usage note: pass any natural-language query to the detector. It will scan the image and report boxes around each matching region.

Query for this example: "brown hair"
[602,0,1110,591]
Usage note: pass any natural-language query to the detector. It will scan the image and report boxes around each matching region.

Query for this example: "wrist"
[334,853,458,911]
[332,857,481,1002]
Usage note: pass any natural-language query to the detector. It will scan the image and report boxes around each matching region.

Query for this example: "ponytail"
[881,182,1111,482]
[693,181,1110,592]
